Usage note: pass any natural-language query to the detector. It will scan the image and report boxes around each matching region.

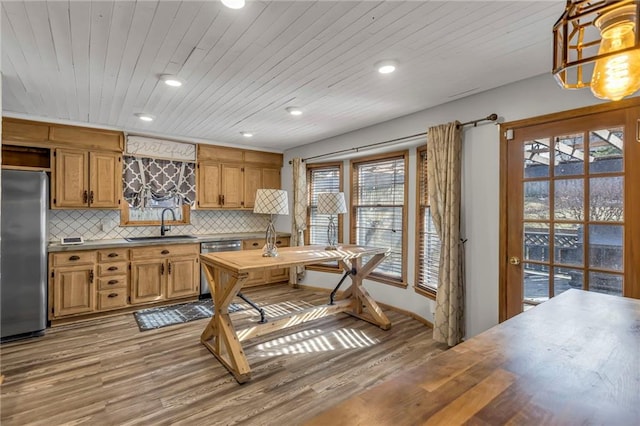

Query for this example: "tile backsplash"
[49,209,270,241]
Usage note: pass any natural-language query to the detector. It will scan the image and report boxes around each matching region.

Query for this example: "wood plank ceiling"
[1,1,564,151]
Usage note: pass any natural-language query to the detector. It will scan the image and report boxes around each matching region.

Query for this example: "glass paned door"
[503,104,640,320]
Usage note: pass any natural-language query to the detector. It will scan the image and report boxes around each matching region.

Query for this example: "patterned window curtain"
[290,158,307,285]
[427,122,465,346]
[123,156,196,208]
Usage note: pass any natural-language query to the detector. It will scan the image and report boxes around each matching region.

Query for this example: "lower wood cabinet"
[130,244,199,304]
[48,243,199,323]
[242,237,290,287]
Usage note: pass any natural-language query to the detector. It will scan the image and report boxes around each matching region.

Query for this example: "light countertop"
[48,232,290,252]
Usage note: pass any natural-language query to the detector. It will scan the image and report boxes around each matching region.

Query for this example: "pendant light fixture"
[552,0,640,101]
[221,0,245,9]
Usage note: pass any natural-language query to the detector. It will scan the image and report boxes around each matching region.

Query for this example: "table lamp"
[317,192,347,250]
[253,189,289,257]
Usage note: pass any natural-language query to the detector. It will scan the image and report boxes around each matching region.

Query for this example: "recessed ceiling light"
[376,60,397,74]
[135,113,155,122]
[221,0,245,9]
[241,131,253,138]
[286,107,303,116]
[160,75,184,87]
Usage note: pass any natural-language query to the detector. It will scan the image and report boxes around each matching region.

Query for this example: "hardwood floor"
[0,284,447,425]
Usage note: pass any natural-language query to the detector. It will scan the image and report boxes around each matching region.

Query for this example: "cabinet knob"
[108,253,119,258]
[69,255,80,261]
[161,249,170,255]
[108,293,118,298]
[107,266,118,271]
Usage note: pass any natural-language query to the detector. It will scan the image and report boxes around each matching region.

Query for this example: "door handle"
[221,194,225,205]
[89,190,94,204]
[83,190,88,204]
[509,256,521,265]
[161,264,165,275]
[89,270,94,283]
[168,262,172,274]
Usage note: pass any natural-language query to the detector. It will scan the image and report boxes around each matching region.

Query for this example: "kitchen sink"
[125,235,198,242]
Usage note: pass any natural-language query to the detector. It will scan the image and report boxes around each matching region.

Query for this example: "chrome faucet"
[160,208,176,236]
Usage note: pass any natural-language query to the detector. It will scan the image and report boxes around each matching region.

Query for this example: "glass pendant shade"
[591,5,640,101]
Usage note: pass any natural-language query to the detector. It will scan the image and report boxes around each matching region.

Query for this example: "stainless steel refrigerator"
[1,170,48,341]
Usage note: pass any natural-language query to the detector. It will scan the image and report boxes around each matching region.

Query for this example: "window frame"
[350,151,408,287]
[305,161,344,273]
[415,144,439,300]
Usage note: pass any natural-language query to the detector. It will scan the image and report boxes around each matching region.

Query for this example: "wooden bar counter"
[306,290,640,425]
[200,244,392,383]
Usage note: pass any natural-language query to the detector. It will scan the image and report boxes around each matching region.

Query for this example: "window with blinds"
[416,147,441,294]
[306,163,343,270]
[351,152,407,284]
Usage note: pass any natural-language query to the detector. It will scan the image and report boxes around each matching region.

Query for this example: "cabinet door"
[262,168,281,189]
[54,149,88,208]
[130,260,165,304]
[89,151,121,208]
[167,256,199,298]
[243,166,262,209]
[198,162,221,208]
[221,164,243,208]
[52,267,95,317]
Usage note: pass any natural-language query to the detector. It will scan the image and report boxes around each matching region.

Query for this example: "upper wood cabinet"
[52,148,122,209]
[197,144,283,210]
[2,117,123,151]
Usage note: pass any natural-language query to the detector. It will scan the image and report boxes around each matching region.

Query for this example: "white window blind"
[352,154,406,282]
[308,165,342,245]
[306,164,342,270]
[417,149,441,292]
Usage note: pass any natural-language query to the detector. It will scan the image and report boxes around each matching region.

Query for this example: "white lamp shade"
[317,192,347,214]
[254,189,289,215]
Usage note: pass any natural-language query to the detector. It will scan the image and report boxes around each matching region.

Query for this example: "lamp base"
[262,246,279,257]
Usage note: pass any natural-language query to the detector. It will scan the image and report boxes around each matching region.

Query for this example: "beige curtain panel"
[427,121,465,346]
[290,158,307,285]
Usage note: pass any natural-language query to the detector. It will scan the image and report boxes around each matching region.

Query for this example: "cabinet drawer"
[243,238,263,250]
[97,275,127,290]
[51,251,97,267]
[97,262,128,276]
[97,248,129,262]
[130,244,199,260]
[97,290,128,311]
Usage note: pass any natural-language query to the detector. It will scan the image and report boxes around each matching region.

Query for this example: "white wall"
[282,73,607,338]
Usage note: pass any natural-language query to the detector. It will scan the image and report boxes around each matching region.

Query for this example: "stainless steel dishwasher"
[200,240,242,297]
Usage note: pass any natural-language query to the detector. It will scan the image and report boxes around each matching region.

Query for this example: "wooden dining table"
[305,289,640,425]
[199,244,391,383]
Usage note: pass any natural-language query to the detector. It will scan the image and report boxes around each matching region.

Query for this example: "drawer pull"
[108,279,119,285]
[276,240,282,245]
[107,266,118,271]
[108,253,119,258]
[252,242,259,247]
[69,255,80,261]
[108,293,118,298]
[161,249,170,255]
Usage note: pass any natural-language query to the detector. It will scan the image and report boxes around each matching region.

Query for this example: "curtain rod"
[289,113,498,164]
